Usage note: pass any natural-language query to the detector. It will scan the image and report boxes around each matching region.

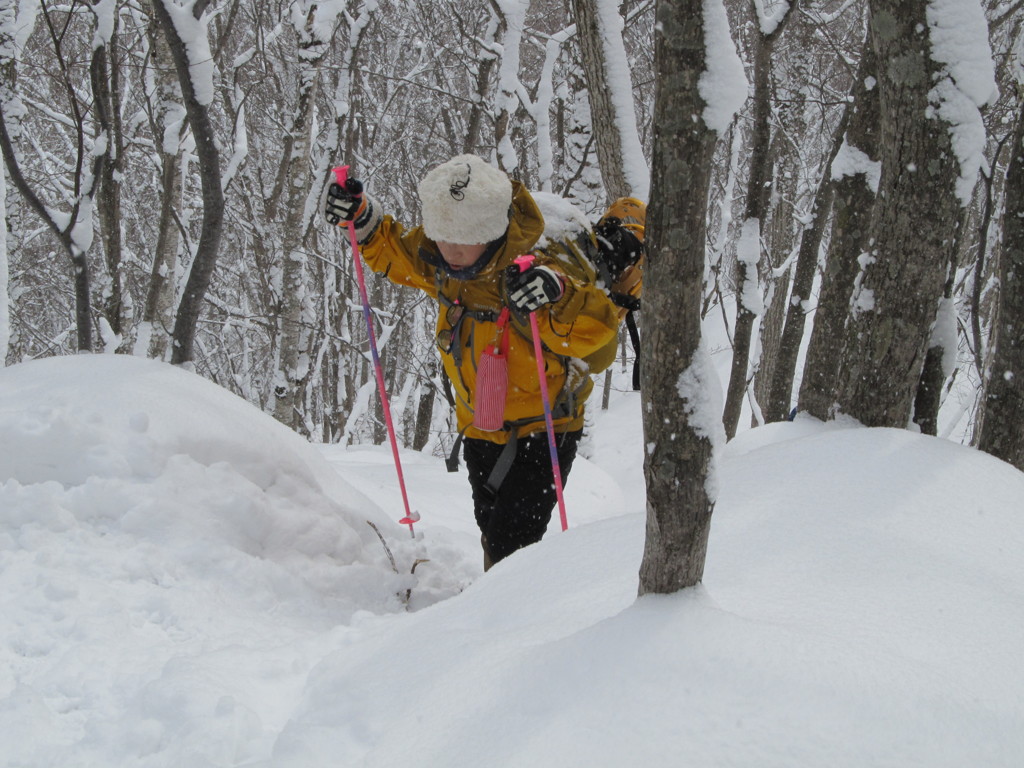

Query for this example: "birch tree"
[271,4,344,432]
[139,10,185,360]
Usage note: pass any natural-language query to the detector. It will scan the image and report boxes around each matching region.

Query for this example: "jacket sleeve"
[357,216,439,297]
[530,252,620,360]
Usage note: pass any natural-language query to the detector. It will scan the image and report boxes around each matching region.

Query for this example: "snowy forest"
[1,0,1022,472]
[4,1,1024,763]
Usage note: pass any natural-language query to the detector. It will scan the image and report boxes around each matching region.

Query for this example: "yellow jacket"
[359,182,619,443]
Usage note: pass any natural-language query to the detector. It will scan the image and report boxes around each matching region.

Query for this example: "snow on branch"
[90,0,116,51]
[699,0,748,134]
[159,0,215,107]
[831,138,881,193]
[752,0,791,35]
[593,0,650,198]
[926,0,999,205]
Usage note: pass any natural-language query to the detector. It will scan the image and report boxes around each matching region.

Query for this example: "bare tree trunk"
[765,83,858,423]
[272,6,334,431]
[979,105,1024,470]
[571,0,646,199]
[639,0,730,595]
[90,20,125,344]
[0,1,104,353]
[143,15,184,360]
[913,208,969,435]
[721,0,794,439]
[833,0,966,428]
[798,43,880,421]
[152,0,224,366]
[412,360,437,452]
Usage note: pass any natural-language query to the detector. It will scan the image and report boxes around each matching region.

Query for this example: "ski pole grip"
[514,254,535,272]
[332,165,363,196]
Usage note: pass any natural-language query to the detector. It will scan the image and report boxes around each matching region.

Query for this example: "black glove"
[506,264,564,313]
[594,216,644,279]
[324,177,367,226]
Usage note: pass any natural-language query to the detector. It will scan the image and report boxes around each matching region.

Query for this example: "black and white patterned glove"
[506,264,564,313]
[324,175,383,243]
[324,177,367,225]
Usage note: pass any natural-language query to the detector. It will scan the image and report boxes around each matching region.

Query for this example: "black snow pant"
[464,429,582,564]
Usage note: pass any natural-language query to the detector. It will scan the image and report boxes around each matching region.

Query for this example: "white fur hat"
[418,155,513,244]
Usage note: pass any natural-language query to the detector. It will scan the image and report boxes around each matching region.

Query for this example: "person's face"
[436,241,488,269]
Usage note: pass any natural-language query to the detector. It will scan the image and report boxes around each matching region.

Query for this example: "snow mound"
[272,423,1024,767]
[0,354,430,764]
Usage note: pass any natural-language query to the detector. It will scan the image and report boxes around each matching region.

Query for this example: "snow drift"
[2,355,1023,767]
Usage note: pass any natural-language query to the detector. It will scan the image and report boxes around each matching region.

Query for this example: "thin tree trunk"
[571,0,645,199]
[765,93,855,423]
[143,14,184,360]
[153,0,224,366]
[798,43,880,421]
[273,6,332,430]
[979,105,1024,470]
[412,362,437,452]
[91,24,125,343]
[721,0,794,439]
[0,96,94,353]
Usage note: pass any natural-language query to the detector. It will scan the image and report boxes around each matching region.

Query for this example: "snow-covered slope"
[2,355,1023,767]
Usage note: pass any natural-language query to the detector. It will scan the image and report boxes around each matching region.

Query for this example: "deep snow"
[2,354,1023,767]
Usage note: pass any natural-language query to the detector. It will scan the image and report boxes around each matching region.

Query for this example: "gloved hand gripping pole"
[513,254,568,532]
[333,166,419,537]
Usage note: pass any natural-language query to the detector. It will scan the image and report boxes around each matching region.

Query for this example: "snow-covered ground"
[2,353,1023,767]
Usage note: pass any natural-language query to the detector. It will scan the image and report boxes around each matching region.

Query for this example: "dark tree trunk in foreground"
[638,0,722,595]
[833,0,962,427]
[979,108,1024,471]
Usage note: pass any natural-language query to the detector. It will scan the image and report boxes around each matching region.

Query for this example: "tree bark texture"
[798,43,880,421]
[753,140,798,423]
[273,7,331,430]
[913,218,966,436]
[572,0,632,199]
[979,107,1024,471]
[90,26,125,342]
[834,0,963,428]
[154,0,225,366]
[143,15,184,360]
[638,0,718,596]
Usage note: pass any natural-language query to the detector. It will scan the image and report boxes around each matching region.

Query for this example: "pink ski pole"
[513,254,568,532]
[333,166,419,537]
